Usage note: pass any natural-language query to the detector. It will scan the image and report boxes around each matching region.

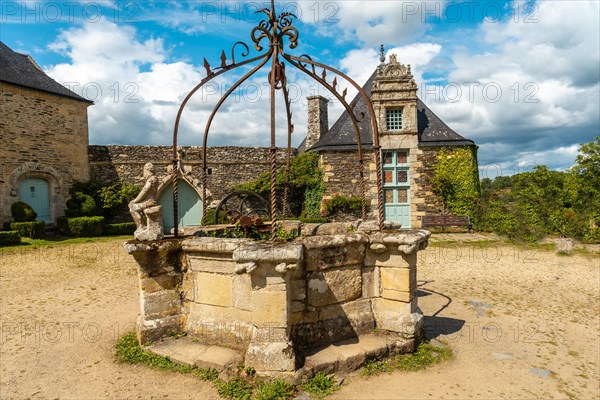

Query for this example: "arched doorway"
[19,178,51,222]
[158,180,203,233]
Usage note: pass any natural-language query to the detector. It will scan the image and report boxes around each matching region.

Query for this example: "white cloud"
[44,19,311,147]
[297,1,441,45]
[425,1,599,171]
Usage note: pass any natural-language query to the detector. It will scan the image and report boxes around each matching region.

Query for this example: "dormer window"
[386,108,403,131]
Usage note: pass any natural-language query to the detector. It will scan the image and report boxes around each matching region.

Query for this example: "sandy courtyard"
[1,235,598,399]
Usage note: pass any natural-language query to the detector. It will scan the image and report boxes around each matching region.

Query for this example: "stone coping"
[125,223,431,257]
[182,237,253,253]
[124,238,182,254]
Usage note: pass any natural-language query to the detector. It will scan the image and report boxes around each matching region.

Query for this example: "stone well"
[125,222,430,380]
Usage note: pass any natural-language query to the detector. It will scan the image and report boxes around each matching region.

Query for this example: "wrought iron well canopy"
[171,0,384,237]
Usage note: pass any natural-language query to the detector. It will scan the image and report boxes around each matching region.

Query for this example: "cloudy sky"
[2,0,599,177]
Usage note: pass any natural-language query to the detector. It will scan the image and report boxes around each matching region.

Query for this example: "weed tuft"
[254,379,295,400]
[362,341,452,376]
[216,379,253,400]
[302,372,337,398]
[115,332,218,379]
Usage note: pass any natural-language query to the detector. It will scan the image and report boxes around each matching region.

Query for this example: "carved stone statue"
[129,162,164,241]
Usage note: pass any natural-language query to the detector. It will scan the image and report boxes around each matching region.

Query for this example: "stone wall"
[88,145,296,205]
[0,82,90,223]
[125,223,430,379]
[321,150,378,218]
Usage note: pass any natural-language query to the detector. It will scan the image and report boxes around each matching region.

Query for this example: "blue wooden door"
[19,178,51,223]
[158,180,203,233]
[382,150,411,228]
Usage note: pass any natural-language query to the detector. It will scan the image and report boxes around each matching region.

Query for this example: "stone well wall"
[125,223,429,377]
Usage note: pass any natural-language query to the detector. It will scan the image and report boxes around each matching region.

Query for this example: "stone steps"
[146,336,244,371]
[302,334,414,376]
[146,334,415,379]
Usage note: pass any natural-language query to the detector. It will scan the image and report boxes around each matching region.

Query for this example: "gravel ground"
[1,235,598,399]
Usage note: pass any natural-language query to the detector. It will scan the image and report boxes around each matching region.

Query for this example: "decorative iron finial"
[379,44,385,64]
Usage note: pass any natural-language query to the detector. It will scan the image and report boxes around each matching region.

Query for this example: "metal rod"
[287,54,383,229]
[282,79,293,217]
[200,53,272,221]
[172,158,179,237]
[284,54,367,221]
[269,2,278,240]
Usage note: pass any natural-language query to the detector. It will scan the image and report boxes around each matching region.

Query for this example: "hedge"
[104,222,137,236]
[9,221,45,239]
[11,201,37,222]
[0,231,21,246]
[57,216,105,237]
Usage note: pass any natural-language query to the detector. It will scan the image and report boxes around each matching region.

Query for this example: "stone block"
[137,314,184,345]
[290,279,306,301]
[318,298,372,321]
[291,300,305,313]
[362,266,379,298]
[365,248,415,268]
[233,242,303,264]
[252,290,288,326]
[188,254,236,274]
[182,237,251,254]
[141,290,182,319]
[303,234,367,271]
[381,289,414,302]
[307,266,362,307]
[186,303,253,348]
[290,309,319,325]
[372,298,419,334]
[245,341,296,372]
[195,272,233,307]
[181,272,194,302]
[125,239,182,278]
[232,274,252,311]
[380,266,416,293]
[140,273,179,293]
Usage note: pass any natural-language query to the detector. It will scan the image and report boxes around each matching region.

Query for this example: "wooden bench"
[421,214,472,232]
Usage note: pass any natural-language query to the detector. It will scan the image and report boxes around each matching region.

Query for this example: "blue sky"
[1,0,599,178]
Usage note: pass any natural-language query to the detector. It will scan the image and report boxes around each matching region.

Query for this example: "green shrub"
[57,216,104,237]
[65,192,97,217]
[3,222,12,231]
[322,194,362,216]
[11,201,37,222]
[103,222,137,236]
[0,231,21,246]
[237,151,324,218]
[10,221,45,239]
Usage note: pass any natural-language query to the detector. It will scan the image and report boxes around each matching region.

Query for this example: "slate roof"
[0,41,92,103]
[307,71,474,151]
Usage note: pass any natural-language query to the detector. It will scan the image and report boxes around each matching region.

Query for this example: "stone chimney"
[306,95,329,149]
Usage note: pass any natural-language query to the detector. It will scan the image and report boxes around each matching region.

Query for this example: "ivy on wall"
[237,151,325,219]
[429,147,481,221]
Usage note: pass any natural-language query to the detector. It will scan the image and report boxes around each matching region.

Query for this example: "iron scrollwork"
[171,0,384,238]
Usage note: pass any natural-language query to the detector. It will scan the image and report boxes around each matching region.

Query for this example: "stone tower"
[371,53,419,144]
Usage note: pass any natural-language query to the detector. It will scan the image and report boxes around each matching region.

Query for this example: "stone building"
[0,41,93,224]
[303,54,477,228]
